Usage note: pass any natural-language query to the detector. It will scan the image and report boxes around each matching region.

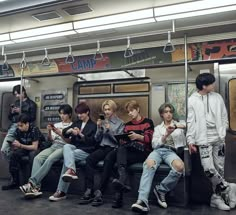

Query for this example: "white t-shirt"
[51,121,72,145]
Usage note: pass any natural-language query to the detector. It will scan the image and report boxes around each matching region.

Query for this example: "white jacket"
[152,120,186,149]
[186,91,228,146]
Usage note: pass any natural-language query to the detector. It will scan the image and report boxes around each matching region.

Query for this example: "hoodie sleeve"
[186,101,196,145]
[219,94,229,130]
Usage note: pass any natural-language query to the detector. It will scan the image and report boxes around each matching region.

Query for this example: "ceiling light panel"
[10,23,73,39]
[74,9,154,29]
[0,33,10,42]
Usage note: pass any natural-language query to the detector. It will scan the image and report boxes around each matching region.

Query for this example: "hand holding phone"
[99,114,105,120]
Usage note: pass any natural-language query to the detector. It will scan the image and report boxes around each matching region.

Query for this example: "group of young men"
[1,73,236,213]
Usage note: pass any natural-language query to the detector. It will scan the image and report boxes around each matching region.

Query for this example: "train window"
[167,83,195,120]
[79,85,111,95]
[78,96,149,123]
[228,79,236,132]
[0,92,16,131]
[113,83,149,93]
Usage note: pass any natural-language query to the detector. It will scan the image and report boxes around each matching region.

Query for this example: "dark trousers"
[85,146,114,190]
[116,145,148,168]
[9,148,29,184]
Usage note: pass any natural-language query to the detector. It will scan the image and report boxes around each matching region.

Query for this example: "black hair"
[58,104,73,118]
[17,114,30,124]
[12,85,27,97]
[75,102,90,115]
[195,73,215,90]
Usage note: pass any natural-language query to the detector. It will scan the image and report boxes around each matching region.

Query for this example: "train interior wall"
[1,63,236,184]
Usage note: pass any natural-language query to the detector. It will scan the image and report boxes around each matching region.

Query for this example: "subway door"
[0,81,20,179]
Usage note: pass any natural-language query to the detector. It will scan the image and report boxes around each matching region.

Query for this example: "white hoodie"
[186,91,228,146]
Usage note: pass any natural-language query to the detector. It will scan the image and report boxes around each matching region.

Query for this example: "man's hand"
[12,140,21,149]
[188,143,197,154]
[128,131,142,141]
[97,119,102,128]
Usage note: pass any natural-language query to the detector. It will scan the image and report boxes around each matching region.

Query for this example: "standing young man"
[187,73,236,211]
[1,114,45,190]
[1,85,37,161]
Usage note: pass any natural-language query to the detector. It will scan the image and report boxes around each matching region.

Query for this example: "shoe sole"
[24,192,43,199]
[131,205,149,214]
[91,201,103,207]
[153,188,167,209]
[62,175,78,183]
[78,198,94,205]
[210,203,230,211]
[49,196,67,202]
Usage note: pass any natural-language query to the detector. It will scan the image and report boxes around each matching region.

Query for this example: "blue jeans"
[29,143,65,187]
[57,144,89,193]
[1,123,17,161]
[138,148,183,205]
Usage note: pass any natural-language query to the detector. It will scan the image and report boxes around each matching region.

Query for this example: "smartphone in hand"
[99,114,105,120]
[48,123,55,128]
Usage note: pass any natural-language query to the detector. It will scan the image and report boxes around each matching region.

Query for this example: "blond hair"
[102,100,117,112]
[125,100,140,112]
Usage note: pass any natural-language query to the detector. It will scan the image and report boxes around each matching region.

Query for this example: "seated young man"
[111,100,154,208]
[19,104,73,197]
[131,103,185,213]
[1,85,36,161]
[78,100,124,205]
[2,114,45,190]
[49,102,97,201]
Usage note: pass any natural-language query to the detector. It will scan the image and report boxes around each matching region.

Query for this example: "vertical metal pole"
[20,68,24,114]
[184,34,188,122]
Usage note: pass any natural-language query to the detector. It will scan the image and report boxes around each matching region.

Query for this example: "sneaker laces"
[159,192,166,202]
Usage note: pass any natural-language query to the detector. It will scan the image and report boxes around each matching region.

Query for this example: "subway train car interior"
[0,0,236,214]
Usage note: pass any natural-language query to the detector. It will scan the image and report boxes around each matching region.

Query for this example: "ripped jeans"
[138,148,183,205]
[199,140,228,194]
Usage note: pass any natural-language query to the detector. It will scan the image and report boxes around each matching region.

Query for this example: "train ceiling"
[0,0,236,60]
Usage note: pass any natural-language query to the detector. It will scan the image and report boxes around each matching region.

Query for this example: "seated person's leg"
[1,124,17,160]
[154,149,184,209]
[2,149,28,190]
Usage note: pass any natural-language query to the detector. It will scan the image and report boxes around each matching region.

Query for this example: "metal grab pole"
[184,34,188,122]
[20,68,24,114]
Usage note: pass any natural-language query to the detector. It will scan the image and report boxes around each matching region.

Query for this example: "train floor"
[0,179,233,215]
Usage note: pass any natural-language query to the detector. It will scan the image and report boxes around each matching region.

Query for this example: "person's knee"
[172,160,184,173]
[145,159,156,169]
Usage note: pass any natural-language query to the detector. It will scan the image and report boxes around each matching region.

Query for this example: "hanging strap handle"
[163,31,175,53]
[20,51,27,69]
[42,48,51,66]
[93,40,103,61]
[2,53,9,71]
[65,45,75,64]
[124,36,134,58]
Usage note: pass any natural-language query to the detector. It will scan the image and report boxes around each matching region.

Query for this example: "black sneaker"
[153,186,167,208]
[91,190,103,207]
[112,192,123,209]
[131,200,149,213]
[78,189,94,204]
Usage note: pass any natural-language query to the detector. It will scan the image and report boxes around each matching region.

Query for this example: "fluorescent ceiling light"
[74,9,154,29]
[10,23,73,39]
[0,33,10,42]
[12,30,76,43]
[155,0,236,21]
[76,18,155,33]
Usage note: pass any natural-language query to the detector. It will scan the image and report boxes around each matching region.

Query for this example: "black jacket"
[63,118,97,153]
[8,97,37,123]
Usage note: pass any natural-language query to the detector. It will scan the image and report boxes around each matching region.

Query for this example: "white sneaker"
[228,183,236,209]
[210,194,230,211]
[153,186,168,209]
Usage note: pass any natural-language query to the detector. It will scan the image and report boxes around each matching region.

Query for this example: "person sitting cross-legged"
[131,103,185,213]
[48,102,97,202]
